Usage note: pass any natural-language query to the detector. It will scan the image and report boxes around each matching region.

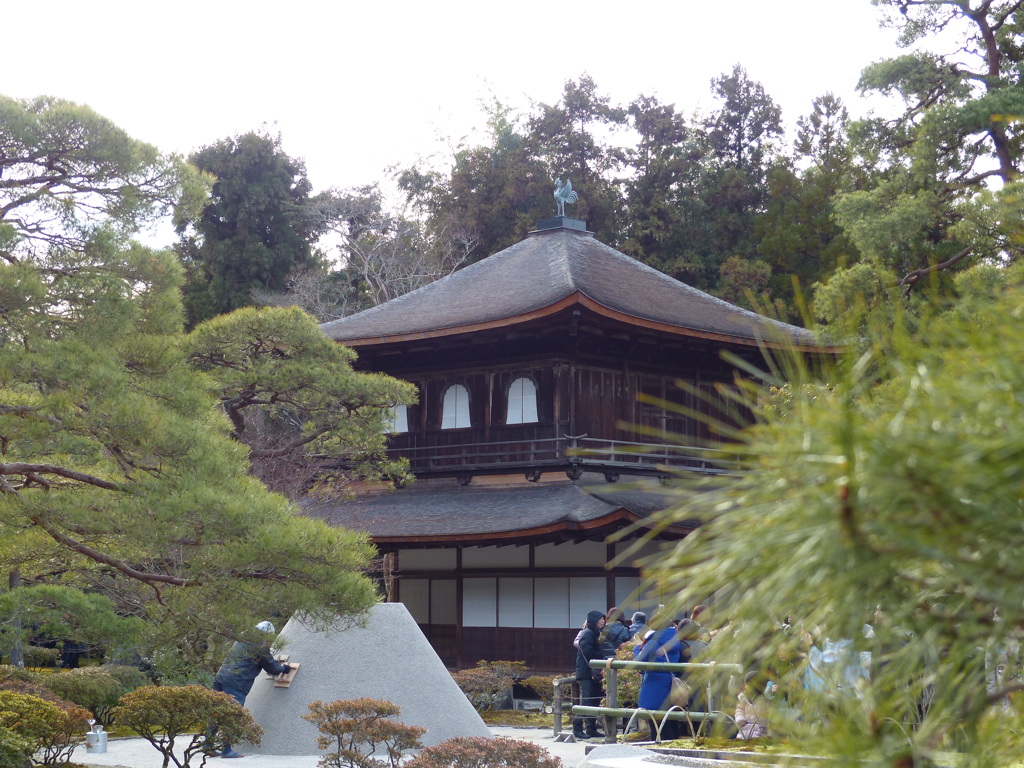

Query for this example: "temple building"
[305,215,826,671]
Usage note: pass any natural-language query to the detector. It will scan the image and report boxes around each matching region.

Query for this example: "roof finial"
[554,178,579,217]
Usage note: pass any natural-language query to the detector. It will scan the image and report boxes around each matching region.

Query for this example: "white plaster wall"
[462,546,529,568]
[399,549,456,570]
[534,540,607,567]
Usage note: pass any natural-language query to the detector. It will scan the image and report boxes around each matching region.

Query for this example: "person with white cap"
[210,621,291,758]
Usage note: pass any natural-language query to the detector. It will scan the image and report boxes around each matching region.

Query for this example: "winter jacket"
[635,626,682,710]
[735,692,768,739]
[575,610,606,681]
[214,641,290,698]
[603,621,631,654]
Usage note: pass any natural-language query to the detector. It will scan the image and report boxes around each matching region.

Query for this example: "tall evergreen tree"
[815,0,1024,323]
[179,131,319,326]
[866,0,1023,189]
[398,100,549,262]
[527,75,627,243]
[694,66,785,293]
[619,95,701,280]
[0,98,404,663]
[706,64,784,179]
[756,94,861,314]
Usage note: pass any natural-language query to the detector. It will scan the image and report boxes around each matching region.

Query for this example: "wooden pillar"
[455,547,464,669]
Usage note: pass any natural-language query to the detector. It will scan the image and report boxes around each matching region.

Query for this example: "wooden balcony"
[386,428,740,480]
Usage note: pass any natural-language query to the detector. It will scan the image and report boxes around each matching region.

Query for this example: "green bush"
[0,725,32,768]
[0,692,62,749]
[113,685,262,768]
[98,663,151,693]
[34,703,91,766]
[451,661,526,712]
[38,668,122,724]
[522,675,557,704]
[477,660,528,680]
[0,690,90,767]
[20,648,60,669]
[0,672,67,706]
[404,736,560,768]
[0,668,36,685]
[609,644,641,708]
[145,648,214,687]
[89,665,151,724]
[303,698,424,768]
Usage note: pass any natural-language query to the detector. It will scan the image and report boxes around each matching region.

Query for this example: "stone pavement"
[70,726,705,768]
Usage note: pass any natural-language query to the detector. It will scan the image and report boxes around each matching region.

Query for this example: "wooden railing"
[568,658,743,743]
[387,433,743,478]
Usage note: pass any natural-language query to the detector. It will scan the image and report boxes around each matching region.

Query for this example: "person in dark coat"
[211,621,291,758]
[601,607,632,656]
[573,609,607,739]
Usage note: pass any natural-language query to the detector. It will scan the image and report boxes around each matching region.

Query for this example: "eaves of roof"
[321,226,830,352]
[299,477,696,545]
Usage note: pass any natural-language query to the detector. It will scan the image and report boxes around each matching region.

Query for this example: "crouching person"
[211,620,292,758]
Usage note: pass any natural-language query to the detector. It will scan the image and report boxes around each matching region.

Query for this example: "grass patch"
[479,711,554,728]
[656,736,786,752]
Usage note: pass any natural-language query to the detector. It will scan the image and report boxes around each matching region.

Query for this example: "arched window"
[441,384,471,429]
[506,377,538,424]
[384,404,408,433]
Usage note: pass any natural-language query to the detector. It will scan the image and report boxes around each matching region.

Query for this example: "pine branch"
[29,513,192,587]
[0,462,121,491]
[895,245,974,298]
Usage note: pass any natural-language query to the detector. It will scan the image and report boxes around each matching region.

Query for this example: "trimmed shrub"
[20,648,60,669]
[0,675,67,706]
[113,685,262,768]
[0,669,35,685]
[98,663,151,694]
[303,697,425,768]
[404,736,561,768]
[0,725,32,768]
[477,661,528,680]
[0,692,63,748]
[0,690,89,767]
[451,661,526,712]
[90,665,151,725]
[37,668,122,725]
[34,703,91,766]
[522,675,557,704]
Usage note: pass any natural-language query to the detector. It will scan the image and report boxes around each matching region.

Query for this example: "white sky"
[6,0,904,193]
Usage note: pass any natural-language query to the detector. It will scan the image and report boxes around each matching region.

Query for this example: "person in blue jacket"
[211,621,292,758]
[635,618,684,740]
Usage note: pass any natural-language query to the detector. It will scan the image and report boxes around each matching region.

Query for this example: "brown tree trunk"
[9,569,24,668]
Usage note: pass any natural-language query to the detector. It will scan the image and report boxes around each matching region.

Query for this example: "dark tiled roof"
[321,225,817,346]
[300,478,691,541]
